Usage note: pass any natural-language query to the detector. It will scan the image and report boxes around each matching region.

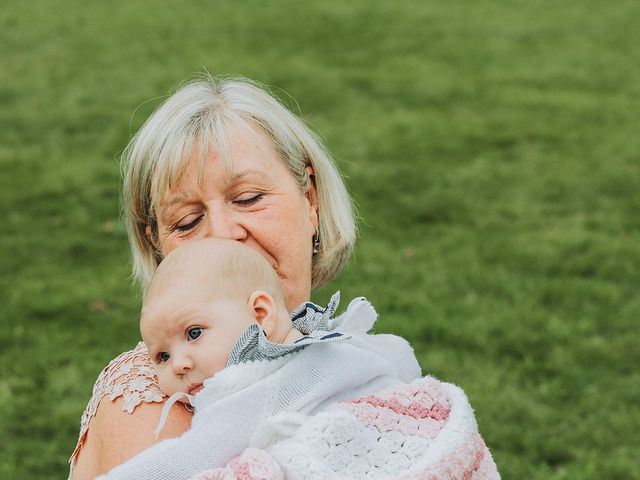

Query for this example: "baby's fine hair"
[145,238,285,306]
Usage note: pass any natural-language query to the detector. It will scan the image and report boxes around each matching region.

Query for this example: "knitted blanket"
[189,376,499,480]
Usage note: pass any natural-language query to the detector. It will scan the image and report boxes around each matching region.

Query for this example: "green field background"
[1,1,639,478]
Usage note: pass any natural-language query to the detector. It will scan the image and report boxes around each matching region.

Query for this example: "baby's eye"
[158,352,170,363]
[187,327,202,341]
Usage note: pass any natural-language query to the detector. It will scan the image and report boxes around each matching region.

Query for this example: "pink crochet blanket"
[190,376,499,480]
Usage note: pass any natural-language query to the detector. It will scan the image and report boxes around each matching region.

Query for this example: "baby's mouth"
[188,383,203,395]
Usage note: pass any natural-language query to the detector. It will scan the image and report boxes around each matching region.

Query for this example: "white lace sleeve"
[69,342,166,467]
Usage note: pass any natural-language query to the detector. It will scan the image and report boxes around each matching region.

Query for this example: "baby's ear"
[248,291,277,338]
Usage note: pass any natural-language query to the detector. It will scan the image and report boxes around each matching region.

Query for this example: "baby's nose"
[172,355,193,374]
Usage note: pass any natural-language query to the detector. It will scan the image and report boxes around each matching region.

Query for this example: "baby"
[141,237,306,404]
[100,238,498,480]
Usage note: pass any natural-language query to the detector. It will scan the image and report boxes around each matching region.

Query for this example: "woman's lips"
[188,383,203,395]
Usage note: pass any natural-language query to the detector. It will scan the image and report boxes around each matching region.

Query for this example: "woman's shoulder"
[69,342,167,475]
[84,341,165,418]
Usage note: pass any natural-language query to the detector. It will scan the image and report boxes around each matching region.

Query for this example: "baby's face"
[141,281,255,397]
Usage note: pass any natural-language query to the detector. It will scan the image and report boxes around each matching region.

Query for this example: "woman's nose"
[203,207,248,241]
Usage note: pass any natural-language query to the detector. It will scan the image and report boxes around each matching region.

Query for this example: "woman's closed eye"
[234,192,264,207]
[187,327,203,341]
[174,215,203,233]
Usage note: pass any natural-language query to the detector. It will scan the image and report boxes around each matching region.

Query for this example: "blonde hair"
[122,75,356,293]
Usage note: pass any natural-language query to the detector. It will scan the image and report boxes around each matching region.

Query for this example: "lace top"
[69,342,166,468]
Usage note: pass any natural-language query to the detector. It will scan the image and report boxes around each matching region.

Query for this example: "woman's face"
[151,127,318,311]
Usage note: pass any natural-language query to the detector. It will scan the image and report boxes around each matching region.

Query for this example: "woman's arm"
[70,396,192,479]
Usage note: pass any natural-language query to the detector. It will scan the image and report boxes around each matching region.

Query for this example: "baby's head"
[141,238,291,397]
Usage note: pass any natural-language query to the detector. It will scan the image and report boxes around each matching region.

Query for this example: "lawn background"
[1,1,639,478]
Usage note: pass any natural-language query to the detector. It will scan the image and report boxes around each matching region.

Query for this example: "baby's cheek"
[156,370,174,395]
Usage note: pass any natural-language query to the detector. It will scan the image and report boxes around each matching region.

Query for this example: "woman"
[69,76,357,479]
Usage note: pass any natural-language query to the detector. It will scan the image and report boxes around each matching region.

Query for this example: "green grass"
[1,1,639,478]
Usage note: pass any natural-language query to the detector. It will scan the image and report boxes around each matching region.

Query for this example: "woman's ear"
[305,166,319,231]
[145,225,157,249]
[248,291,278,338]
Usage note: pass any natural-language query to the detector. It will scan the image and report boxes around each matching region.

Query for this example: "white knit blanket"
[191,376,500,480]
[99,298,424,480]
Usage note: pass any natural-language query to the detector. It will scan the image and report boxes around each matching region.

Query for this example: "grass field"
[1,1,639,478]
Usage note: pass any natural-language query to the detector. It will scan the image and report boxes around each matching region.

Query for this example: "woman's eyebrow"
[227,170,270,185]
[162,191,197,208]
[159,193,199,224]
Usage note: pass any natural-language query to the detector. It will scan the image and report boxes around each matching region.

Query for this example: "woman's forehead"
[154,122,282,204]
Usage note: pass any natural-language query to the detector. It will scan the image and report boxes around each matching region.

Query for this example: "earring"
[312,232,320,254]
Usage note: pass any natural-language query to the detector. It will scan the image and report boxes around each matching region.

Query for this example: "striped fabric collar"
[226,292,347,366]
